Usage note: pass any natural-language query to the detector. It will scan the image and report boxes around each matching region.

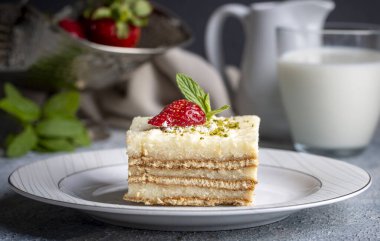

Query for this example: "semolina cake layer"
[128,158,258,170]
[124,183,254,206]
[128,155,258,163]
[129,155,258,163]
[128,165,257,181]
[127,116,260,161]
[128,175,256,190]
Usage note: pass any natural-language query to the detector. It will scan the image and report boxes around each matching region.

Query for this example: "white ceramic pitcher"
[205,0,334,140]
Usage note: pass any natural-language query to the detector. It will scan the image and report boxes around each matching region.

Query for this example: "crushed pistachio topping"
[161,117,240,137]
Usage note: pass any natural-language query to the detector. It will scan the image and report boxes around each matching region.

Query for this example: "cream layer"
[127,116,260,161]
[128,165,257,181]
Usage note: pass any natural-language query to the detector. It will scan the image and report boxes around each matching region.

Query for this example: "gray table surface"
[0,129,379,241]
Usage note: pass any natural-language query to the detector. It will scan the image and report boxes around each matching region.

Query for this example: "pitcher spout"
[279,0,335,30]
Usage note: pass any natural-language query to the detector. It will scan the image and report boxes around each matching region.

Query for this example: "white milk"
[278,47,380,149]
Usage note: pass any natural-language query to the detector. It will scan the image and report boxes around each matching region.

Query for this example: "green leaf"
[119,4,132,22]
[0,84,40,123]
[176,73,208,113]
[42,91,80,118]
[110,2,121,19]
[206,105,230,120]
[5,134,15,147]
[83,8,92,19]
[122,0,138,5]
[130,16,148,27]
[27,45,82,90]
[4,83,22,99]
[38,138,75,152]
[133,0,152,17]
[115,21,129,39]
[204,93,211,113]
[92,7,112,20]
[71,129,91,147]
[6,126,37,157]
[175,73,230,120]
[83,0,96,18]
[32,145,51,153]
[35,118,84,138]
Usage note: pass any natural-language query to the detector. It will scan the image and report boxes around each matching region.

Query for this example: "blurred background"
[1,0,380,156]
[13,0,380,67]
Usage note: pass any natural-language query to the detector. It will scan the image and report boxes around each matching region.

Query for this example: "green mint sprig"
[176,73,230,120]
[88,0,153,39]
[0,83,91,158]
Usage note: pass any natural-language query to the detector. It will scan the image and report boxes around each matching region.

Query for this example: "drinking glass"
[277,24,380,157]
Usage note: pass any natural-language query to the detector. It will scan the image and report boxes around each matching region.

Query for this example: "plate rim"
[8,148,372,216]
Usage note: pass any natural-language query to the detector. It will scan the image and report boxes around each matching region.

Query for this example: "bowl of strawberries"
[54,0,191,55]
[59,0,150,48]
[11,0,191,91]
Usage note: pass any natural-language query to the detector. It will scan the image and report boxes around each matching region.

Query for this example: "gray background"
[2,0,380,66]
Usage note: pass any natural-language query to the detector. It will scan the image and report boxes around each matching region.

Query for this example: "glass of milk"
[277,24,380,157]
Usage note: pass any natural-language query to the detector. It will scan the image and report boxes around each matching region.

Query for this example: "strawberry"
[58,19,85,39]
[148,99,206,127]
[86,19,140,47]
[82,0,152,47]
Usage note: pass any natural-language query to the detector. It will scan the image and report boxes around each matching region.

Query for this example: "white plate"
[8,148,371,231]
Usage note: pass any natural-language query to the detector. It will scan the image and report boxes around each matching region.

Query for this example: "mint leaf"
[42,91,80,118]
[176,73,208,113]
[206,105,230,120]
[204,93,211,113]
[6,126,37,157]
[4,83,22,99]
[176,73,230,120]
[71,129,91,147]
[0,84,91,157]
[36,118,84,138]
[32,145,51,153]
[0,84,40,123]
[39,138,75,152]
[5,134,15,147]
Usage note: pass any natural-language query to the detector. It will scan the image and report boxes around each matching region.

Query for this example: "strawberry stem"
[85,0,152,38]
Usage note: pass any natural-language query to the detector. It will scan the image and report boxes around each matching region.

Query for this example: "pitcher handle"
[205,4,249,98]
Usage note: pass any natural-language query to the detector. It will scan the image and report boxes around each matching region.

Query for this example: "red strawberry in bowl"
[87,19,141,47]
[148,99,206,127]
[59,19,85,39]
[58,0,152,47]
[80,0,152,47]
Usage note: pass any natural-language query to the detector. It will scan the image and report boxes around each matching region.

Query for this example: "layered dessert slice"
[124,115,260,206]
[123,73,260,206]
